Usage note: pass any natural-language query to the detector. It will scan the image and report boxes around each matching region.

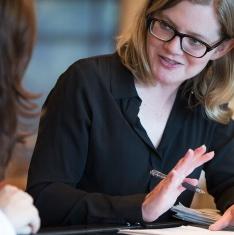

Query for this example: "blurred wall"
[26,0,119,106]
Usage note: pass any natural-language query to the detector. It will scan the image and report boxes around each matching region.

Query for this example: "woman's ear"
[211,39,234,60]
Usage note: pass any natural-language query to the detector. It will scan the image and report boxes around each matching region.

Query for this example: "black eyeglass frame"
[147,17,227,58]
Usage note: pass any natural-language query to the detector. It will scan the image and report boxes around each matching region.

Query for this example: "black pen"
[150,169,205,194]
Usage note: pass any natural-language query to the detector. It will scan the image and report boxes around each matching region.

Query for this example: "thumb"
[209,212,231,231]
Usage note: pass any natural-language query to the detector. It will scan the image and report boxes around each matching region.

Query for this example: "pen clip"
[150,170,166,179]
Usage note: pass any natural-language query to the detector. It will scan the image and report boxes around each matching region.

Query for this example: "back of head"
[117,0,234,124]
[0,0,36,179]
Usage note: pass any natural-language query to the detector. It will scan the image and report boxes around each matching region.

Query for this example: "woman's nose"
[164,36,183,55]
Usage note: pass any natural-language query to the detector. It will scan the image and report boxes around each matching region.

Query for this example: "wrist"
[141,200,159,222]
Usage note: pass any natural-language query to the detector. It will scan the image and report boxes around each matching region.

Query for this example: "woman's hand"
[0,184,40,234]
[209,204,234,231]
[142,145,214,222]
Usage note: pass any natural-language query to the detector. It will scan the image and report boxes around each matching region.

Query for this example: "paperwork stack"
[171,203,221,226]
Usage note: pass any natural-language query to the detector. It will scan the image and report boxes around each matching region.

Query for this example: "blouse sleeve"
[0,210,15,235]
[204,120,234,213]
[26,61,145,227]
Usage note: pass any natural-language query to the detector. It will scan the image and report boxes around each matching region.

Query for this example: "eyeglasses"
[148,17,226,58]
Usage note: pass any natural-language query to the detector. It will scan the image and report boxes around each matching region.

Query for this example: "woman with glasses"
[27,0,234,230]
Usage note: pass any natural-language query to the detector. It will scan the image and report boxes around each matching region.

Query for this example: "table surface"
[35,221,186,235]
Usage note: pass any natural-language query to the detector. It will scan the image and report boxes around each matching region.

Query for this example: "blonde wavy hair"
[117,0,234,124]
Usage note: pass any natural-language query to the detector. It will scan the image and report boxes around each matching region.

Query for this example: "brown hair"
[0,0,37,178]
[117,0,234,124]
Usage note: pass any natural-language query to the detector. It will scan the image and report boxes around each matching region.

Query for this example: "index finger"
[173,147,214,178]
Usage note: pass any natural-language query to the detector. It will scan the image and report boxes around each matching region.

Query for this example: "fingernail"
[210,151,215,156]
[201,144,206,149]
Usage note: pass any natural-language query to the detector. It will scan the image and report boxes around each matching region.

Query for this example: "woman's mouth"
[159,55,182,69]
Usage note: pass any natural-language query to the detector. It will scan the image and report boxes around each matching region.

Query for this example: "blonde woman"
[28,0,234,231]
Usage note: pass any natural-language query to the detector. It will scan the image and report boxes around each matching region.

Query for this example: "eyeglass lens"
[150,20,207,57]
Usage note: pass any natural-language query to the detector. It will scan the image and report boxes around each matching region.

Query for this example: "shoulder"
[46,53,126,106]
[73,53,120,72]
[62,53,122,87]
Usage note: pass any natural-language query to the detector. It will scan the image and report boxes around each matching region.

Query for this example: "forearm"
[28,182,145,227]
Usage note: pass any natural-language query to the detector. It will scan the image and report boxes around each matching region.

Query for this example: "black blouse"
[27,53,234,227]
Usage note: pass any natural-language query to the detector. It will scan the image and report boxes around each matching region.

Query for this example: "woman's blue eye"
[187,38,204,47]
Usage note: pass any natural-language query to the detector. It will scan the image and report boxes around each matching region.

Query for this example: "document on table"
[119,225,234,235]
[171,203,222,225]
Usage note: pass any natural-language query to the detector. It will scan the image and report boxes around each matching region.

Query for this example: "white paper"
[119,225,234,235]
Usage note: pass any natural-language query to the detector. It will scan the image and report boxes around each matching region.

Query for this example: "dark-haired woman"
[0,0,40,234]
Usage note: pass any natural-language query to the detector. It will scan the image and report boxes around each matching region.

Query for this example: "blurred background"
[6,0,146,189]
[5,0,233,210]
